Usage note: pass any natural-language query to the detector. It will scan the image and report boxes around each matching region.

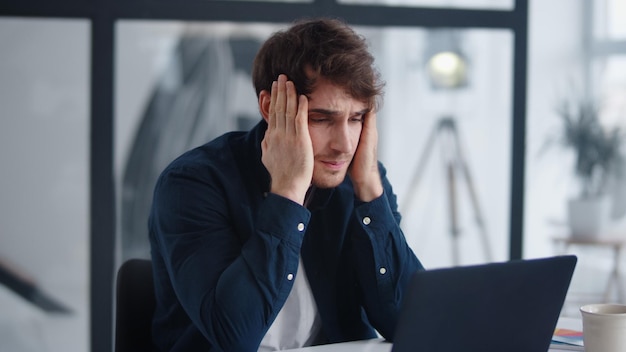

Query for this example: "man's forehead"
[306,82,368,113]
[307,100,368,115]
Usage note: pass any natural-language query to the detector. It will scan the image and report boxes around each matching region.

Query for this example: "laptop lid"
[392,255,577,352]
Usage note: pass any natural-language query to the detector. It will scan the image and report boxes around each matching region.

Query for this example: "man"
[149,17,424,351]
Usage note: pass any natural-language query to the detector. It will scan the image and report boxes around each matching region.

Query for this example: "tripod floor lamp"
[402,30,493,266]
[402,116,493,266]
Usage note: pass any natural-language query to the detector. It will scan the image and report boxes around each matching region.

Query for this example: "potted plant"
[553,97,624,238]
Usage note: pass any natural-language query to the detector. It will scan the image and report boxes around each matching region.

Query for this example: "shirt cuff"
[353,192,396,235]
[256,193,311,247]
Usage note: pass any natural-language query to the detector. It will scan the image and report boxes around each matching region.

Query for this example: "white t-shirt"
[258,257,321,351]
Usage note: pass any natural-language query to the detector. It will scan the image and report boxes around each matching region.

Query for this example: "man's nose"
[329,123,353,153]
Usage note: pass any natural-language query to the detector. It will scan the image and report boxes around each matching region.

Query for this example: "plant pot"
[567,196,611,239]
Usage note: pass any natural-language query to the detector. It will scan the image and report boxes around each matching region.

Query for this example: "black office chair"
[115,258,156,352]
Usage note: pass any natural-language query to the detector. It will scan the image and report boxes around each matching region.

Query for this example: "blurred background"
[1,0,625,351]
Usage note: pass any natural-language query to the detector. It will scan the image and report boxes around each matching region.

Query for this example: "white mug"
[580,303,626,352]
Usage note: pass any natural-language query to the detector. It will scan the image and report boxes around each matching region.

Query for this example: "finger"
[295,94,309,136]
[362,110,378,143]
[268,80,278,130]
[274,74,287,131]
[285,80,298,134]
[363,110,376,130]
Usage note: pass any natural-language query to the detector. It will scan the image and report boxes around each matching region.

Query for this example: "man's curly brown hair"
[252,17,384,111]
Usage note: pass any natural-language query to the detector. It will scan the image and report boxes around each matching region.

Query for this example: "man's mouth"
[321,160,348,171]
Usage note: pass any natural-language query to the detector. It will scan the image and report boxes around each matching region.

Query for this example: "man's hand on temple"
[349,110,383,202]
[261,74,313,205]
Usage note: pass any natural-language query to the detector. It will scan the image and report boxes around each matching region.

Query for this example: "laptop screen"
[392,255,577,352]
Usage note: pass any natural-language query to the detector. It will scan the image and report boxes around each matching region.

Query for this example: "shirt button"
[287,273,294,281]
[379,267,387,275]
[363,217,371,225]
[297,223,305,232]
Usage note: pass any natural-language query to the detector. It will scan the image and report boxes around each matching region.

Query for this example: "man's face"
[306,78,369,189]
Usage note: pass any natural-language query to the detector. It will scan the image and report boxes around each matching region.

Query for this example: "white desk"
[283,338,391,352]
[553,235,626,302]
[282,317,582,352]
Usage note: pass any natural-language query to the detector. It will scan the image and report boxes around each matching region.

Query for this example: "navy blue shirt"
[149,121,424,351]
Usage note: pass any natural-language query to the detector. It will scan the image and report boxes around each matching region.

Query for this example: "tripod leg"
[449,124,493,262]
[401,121,442,213]
[447,160,461,266]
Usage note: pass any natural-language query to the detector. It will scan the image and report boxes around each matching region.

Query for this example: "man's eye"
[350,115,364,123]
[310,118,330,123]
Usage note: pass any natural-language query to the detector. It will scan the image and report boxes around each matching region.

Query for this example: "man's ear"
[259,90,271,123]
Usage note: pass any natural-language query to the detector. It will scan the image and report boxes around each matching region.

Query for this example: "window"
[115,21,514,268]
[0,17,89,352]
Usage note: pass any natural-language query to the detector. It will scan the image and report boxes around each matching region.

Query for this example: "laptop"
[392,255,577,352]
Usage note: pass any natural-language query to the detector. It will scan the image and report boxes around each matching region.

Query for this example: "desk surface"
[282,317,582,352]
[284,338,391,352]
[553,236,626,246]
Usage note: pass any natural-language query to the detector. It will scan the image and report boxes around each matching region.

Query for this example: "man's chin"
[311,173,347,189]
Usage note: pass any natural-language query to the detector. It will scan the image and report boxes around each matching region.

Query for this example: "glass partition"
[115,21,283,261]
[368,26,513,268]
[0,17,90,352]
[116,21,513,269]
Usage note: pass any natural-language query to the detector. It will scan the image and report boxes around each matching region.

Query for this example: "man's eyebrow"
[308,108,370,116]
[308,108,340,117]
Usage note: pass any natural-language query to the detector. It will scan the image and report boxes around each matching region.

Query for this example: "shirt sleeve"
[348,164,424,340]
[150,164,310,351]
